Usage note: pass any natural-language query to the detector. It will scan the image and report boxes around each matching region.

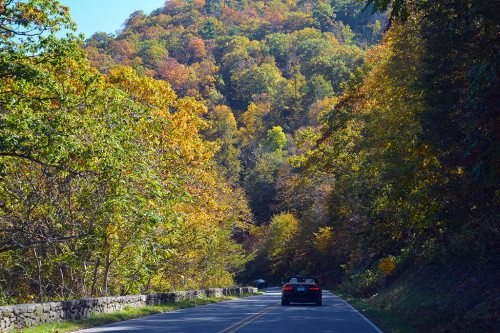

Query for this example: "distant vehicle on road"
[281,276,322,306]
[253,279,268,289]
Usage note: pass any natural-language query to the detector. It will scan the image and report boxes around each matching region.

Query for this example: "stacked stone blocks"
[0,287,257,332]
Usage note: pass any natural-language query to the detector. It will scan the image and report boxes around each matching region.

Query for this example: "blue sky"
[59,0,166,38]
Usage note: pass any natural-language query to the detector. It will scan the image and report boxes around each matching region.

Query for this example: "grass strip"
[333,291,416,333]
[13,293,263,333]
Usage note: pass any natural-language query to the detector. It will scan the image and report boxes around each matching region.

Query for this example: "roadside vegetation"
[334,291,416,333]
[339,255,499,332]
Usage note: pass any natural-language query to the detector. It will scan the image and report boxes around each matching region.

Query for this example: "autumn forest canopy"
[0,0,498,328]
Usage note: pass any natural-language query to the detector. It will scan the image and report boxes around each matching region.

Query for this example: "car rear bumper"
[282,292,321,303]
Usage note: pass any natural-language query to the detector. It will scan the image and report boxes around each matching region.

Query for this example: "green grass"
[11,293,263,333]
[333,291,417,333]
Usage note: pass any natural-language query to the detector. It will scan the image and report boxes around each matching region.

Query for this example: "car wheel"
[282,299,289,305]
[316,299,322,306]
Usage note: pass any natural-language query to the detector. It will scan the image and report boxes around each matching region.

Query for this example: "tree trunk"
[33,248,43,303]
[102,250,111,295]
[90,257,101,297]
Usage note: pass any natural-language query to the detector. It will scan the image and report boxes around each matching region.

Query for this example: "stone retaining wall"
[0,287,257,332]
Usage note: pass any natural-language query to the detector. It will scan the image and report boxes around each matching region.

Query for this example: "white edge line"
[329,292,384,333]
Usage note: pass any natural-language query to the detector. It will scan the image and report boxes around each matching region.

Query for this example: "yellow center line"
[217,302,281,333]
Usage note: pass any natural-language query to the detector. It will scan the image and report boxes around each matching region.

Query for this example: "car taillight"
[309,286,320,290]
[283,285,293,290]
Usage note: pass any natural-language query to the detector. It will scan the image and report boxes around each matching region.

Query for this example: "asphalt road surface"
[79,288,383,333]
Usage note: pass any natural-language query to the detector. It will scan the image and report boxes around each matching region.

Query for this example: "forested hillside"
[82,0,385,223]
[1,0,498,330]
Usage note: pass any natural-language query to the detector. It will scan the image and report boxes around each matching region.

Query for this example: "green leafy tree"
[302,74,335,104]
[235,63,285,110]
[262,212,299,274]
[204,105,242,183]
[262,126,287,152]
[266,33,290,68]
[199,17,219,39]
[137,40,169,68]
[0,0,92,253]
[312,2,334,32]
[243,149,286,223]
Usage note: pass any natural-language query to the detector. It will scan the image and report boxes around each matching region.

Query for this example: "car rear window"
[288,277,317,284]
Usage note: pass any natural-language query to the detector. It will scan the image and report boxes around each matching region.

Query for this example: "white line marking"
[329,292,384,333]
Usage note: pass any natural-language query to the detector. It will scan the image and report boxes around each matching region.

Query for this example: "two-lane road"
[80,288,383,332]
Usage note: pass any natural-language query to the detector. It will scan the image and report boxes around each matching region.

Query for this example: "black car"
[253,279,268,289]
[281,276,322,306]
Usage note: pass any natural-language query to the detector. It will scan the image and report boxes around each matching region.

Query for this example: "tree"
[85,32,114,48]
[312,2,334,32]
[239,100,271,154]
[262,126,287,152]
[301,74,335,104]
[123,10,146,29]
[186,37,207,64]
[108,39,135,63]
[204,105,242,182]
[283,12,316,32]
[0,0,97,254]
[262,212,299,274]
[136,40,169,68]
[156,58,199,96]
[243,148,287,223]
[235,63,284,110]
[204,0,220,14]
[205,105,238,142]
[266,33,290,67]
[199,17,219,39]
[330,0,385,42]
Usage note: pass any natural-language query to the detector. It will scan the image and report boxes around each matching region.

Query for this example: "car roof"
[288,276,317,279]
